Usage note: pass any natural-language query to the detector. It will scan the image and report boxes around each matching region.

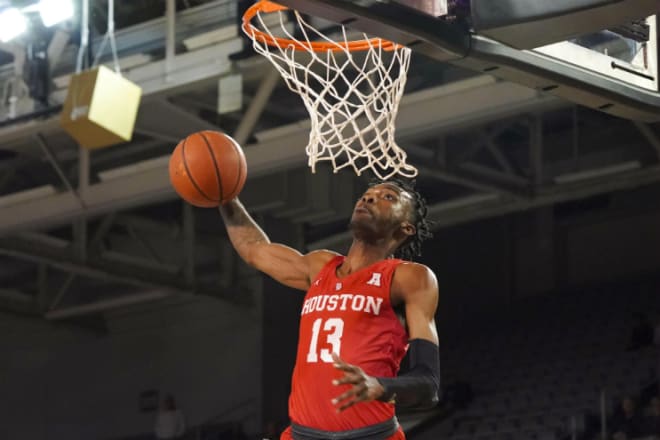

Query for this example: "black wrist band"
[377,338,440,408]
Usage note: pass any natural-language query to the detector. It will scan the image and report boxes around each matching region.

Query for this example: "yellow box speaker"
[60,65,142,149]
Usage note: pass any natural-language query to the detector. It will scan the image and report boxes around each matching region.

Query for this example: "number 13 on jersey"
[306,318,344,363]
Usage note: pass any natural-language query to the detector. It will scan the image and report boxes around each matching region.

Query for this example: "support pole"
[165,0,176,76]
[634,121,660,159]
[49,273,76,311]
[183,202,195,286]
[529,114,544,187]
[600,389,607,440]
[37,263,48,311]
[75,143,90,262]
[233,68,280,146]
[36,134,85,207]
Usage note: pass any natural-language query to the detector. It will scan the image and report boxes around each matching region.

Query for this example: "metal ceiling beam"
[481,134,515,175]
[460,163,530,187]
[0,288,38,316]
[416,164,521,198]
[435,164,660,227]
[35,134,84,206]
[633,121,660,160]
[450,119,522,165]
[44,290,175,320]
[0,288,33,305]
[405,142,524,197]
[233,67,280,145]
[88,213,117,253]
[0,76,558,236]
[530,115,544,186]
[49,273,76,311]
[114,214,179,238]
[0,236,240,306]
[307,164,660,250]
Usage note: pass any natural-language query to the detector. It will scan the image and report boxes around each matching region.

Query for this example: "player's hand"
[331,352,385,412]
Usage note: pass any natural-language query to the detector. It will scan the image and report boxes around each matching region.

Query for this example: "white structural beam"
[0,76,561,236]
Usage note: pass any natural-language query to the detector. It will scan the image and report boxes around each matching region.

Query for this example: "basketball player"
[218,179,440,440]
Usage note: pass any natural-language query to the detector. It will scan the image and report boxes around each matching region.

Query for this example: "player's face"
[350,183,415,237]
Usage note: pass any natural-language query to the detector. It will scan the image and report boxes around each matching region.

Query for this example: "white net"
[244,3,417,180]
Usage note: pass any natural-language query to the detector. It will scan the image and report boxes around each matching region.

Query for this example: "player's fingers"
[333,364,357,374]
[332,383,368,405]
[333,361,361,376]
[331,353,360,371]
[355,386,369,401]
[332,373,361,385]
[332,360,354,372]
[332,387,359,405]
[337,387,367,412]
[337,395,360,412]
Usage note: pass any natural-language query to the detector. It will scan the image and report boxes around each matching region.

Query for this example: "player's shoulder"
[305,249,341,263]
[304,249,341,278]
[395,261,435,278]
[393,261,438,293]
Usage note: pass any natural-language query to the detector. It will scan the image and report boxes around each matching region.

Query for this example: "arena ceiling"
[0,0,658,325]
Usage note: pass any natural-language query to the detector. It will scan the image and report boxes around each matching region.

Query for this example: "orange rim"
[242,0,401,52]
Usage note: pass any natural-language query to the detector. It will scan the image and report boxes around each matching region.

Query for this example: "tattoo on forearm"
[219,200,270,249]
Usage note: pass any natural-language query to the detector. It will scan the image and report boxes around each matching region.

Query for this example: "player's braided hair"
[369,178,433,261]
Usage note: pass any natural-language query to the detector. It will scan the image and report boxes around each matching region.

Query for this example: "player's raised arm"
[219,199,335,291]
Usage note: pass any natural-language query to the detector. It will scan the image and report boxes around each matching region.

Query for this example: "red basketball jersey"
[288,256,409,431]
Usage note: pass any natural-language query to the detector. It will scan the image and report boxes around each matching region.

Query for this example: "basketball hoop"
[243,0,417,180]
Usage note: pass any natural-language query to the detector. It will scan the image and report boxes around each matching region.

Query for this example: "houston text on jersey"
[300,293,384,316]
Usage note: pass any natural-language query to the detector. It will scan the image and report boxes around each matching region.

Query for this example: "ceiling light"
[39,0,74,27]
[0,8,27,42]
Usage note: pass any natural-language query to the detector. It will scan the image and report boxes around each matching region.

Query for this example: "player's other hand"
[331,352,385,412]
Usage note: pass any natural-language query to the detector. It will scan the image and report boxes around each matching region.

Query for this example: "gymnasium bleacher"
[410,279,659,440]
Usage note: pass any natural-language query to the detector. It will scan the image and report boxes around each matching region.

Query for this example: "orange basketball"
[169,131,247,207]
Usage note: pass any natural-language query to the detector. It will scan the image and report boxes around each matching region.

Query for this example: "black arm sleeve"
[376,338,440,409]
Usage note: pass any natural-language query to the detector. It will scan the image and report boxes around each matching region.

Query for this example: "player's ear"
[401,221,416,237]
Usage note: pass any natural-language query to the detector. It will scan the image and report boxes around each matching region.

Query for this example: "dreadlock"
[369,178,433,261]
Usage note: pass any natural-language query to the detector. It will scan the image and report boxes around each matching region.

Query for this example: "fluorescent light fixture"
[554,161,641,184]
[39,0,74,27]
[0,8,27,42]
